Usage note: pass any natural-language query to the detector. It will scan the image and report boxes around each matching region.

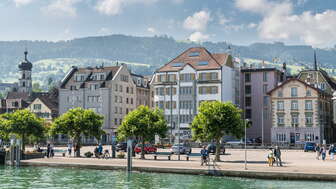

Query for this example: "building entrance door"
[290,133,295,145]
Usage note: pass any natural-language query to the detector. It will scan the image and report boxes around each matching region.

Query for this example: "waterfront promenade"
[21,147,336,181]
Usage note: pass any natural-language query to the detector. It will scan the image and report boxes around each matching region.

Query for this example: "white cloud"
[235,0,271,14]
[247,23,257,29]
[95,0,159,16]
[44,0,81,17]
[188,32,209,42]
[183,10,210,31]
[147,27,157,33]
[235,0,336,47]
[13,0,34,7]
[218,13,230,25]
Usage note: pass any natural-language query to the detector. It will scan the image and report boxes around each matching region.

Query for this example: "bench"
[185,153,201,161]
[154,152,172,160]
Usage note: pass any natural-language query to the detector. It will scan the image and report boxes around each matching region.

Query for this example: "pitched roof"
[38,96,58,112]
[267,78,330,96]
[6,92,30,100]
[298,69,336,91]
[157,47,232,72]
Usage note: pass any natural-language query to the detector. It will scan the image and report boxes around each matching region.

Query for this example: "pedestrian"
[315,144,321,160]
[50,144,54,158]
[46,143,51,158]
[267,148,275,167]
[67,143,72,157]
[329,144,335,160]
[321,145,327,161]
[274,146,282,166]
[98,143,103,155]
[200,146,209,166]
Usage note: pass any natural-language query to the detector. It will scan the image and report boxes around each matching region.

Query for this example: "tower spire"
[314,50,318,71]
[24,48,28,61]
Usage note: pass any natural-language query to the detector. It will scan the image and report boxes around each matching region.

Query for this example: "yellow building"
[27,96,58,122]
[268,78,333,145]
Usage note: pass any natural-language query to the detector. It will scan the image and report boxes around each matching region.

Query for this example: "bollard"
[127,139,133,172]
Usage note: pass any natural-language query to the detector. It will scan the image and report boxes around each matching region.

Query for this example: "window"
[291,100,298,110]
[263,96,268,105]
[306,90,311,96]
[119,85,123,92]
[114,107,118,114]
[263,84,268,93]
[199,72,218,81]
[305,133,315,141]
[291,87,298,97]
[277,115,284,125]
[245,73,251,82]
[276,133,286,142]
[180,73,195,82]
[114,96,118,103]
[198,86,218,94]
[263,72,268,82]
[245,85,251,95]
[180,87,192,95]
[172,63,183,67]
[197,61,208,66]
[119,96,122,103]
[119,107,122,114]
[126,87,129,93]
[33,104,42,110]
[100,74,105,80]
[305,100,313,110]
[277,90,283,97]
[121,75,129,82]
[167,74,176,82]
[245,109,252,119]
[126,98,129,104]
[291,114,299,126]
[189,51,200,57]
[131,98,133,105]
[245,97,251,107]
[277,101,284,110]
[165,101,176,109]
[115,84,118,91]
[114,118,118,125]
[166,87,177,95]
[305,114,313,125]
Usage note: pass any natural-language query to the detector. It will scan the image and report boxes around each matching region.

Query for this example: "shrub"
[84,151,93,158]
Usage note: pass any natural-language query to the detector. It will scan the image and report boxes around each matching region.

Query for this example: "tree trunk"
[21,134,25,153]
[141,137,145,159]
[215,138,221,162]
[75,137,81,157]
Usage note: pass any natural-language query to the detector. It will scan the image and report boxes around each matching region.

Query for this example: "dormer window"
[198,61,208,66]
[189,52,200,57]
[172,63,184,67]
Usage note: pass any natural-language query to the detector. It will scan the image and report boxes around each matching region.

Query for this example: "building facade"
[150,47,239,142]
[240,68,285,143]
[59,64,149,143]
[268,78,333,145]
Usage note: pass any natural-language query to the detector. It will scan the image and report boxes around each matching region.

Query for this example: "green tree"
[50,108,104,157]
[0,109,45,151]
[117,106,168,159]
[191,101,244,161]
[32,82,42,92]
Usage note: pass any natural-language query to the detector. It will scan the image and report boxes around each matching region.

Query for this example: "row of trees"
[0,101,245,161]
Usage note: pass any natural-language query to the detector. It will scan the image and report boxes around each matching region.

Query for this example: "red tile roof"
[157,47,233,72]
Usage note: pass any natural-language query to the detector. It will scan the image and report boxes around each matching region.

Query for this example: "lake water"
[0,166,334,189]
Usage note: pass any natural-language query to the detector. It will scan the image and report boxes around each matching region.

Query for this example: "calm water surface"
[0,166,334,189]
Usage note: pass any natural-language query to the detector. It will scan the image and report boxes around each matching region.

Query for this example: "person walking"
[200,146,209,166]
[274,146,282,167]
[329,144,335,160]
[46,143,51,158]
[321,145,327,161]
[67,143,72,157]
[315,144,321,160]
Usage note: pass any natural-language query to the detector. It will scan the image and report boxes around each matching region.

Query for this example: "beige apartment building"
[268,78,333,145]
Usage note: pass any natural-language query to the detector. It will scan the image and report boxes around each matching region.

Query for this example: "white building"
[150,47,239,141]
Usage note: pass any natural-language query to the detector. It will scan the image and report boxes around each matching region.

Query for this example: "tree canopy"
[117,105,167,159]
[50,107,104,157]
[191,101,244,161]
[0,109,45,151]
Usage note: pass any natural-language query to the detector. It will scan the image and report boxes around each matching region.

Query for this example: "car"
[304,142,316,152]
[225,140,244,145]
[207,143,225,154]
[116,142,127,152]
[171,143,192,154]
[134,144,157,154]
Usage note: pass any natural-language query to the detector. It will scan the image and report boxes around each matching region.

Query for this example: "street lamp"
[244,119,251,170]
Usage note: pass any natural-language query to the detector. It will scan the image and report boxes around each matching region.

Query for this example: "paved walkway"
[22,147,336,177]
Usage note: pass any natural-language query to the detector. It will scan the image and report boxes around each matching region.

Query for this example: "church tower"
[18,50,33,94]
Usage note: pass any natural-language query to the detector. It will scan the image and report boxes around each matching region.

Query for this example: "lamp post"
[244,119,250,170]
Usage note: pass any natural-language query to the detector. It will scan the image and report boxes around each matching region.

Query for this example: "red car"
[134,144,157,154]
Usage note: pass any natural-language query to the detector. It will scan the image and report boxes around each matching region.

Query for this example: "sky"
[1,0,336,47]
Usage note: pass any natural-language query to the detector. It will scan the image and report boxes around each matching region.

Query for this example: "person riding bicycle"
[200,146,209,166]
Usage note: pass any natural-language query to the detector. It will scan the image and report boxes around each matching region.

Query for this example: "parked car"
[225,140,244,145]
[116,142,127,152]
[304,142,316,152]
[134,144,157,154]
[171,143,192,154]
[207,143,225,154]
